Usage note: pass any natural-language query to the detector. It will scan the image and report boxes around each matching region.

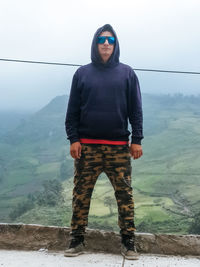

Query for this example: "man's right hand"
[70,142,82,159]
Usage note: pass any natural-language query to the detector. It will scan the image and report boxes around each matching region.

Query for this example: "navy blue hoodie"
[65,24,143,145]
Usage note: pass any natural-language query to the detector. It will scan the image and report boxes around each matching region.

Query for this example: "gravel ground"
[0,250,199,267]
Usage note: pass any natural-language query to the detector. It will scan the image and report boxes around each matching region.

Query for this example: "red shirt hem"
[79,138,129,145]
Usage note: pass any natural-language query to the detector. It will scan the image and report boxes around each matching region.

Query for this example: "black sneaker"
[121,234,139,260]
[64,235,85,257]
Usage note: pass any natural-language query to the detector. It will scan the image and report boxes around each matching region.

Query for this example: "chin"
[103,52,111,57]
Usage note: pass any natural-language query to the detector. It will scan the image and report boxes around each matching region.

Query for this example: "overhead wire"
[0,58,200,75]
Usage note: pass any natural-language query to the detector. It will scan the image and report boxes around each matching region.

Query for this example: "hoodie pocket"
[83,110,124,135]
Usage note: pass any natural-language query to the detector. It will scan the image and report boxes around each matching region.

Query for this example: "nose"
[104,38,109,45]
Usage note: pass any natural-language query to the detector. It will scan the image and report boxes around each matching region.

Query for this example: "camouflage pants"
[70,144,136,237]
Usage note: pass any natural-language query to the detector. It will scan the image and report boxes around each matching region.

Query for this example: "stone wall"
[0,224,199,256]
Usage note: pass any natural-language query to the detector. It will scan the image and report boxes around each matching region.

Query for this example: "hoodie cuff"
[69,138,80,145]
[131,137,142,145]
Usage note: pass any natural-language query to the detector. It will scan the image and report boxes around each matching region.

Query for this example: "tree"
[188,212,200,234]
[104,196,115,215]
[137,216,154,233]
[9,199,35,220]
[36,179,64,206]
[9,179,64,221]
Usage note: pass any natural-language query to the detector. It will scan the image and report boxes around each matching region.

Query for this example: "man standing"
[64,24,143,260]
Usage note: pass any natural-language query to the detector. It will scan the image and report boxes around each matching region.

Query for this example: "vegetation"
[188,211,200,234]
[9,179,63,220]
[104,196,115,215]
[35,179,64,206]
[9,198,35,220]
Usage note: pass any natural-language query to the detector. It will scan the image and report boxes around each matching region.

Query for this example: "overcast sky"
[0,0,200,111]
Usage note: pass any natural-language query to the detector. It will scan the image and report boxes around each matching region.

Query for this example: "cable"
[133,68,200,75]
[0,58,200,75]
[0,58,82,67]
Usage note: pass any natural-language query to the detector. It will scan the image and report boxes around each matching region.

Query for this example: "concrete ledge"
[0,224,199,256]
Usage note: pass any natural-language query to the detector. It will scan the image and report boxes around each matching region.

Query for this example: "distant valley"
[0,93,199,234]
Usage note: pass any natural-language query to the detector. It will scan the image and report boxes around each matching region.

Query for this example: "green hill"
[0,94,199,234]
[0,95,73,221]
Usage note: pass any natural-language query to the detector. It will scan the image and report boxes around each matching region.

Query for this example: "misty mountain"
[0,111,31,137]
[1,95,69,145]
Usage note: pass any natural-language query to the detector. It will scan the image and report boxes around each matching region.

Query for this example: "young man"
[64,24,143,260]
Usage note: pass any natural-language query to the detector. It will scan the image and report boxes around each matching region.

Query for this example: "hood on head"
[91,24,120,68]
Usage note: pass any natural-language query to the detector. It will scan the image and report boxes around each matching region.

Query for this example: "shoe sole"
[121,251,139,260]
[64,251,85,257]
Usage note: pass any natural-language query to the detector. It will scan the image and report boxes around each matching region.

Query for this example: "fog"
[0,0,200,111]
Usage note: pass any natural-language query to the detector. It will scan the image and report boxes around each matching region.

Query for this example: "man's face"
[97,31,115,63]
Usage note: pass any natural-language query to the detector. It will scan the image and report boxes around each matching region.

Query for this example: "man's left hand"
[129,144,143,160]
